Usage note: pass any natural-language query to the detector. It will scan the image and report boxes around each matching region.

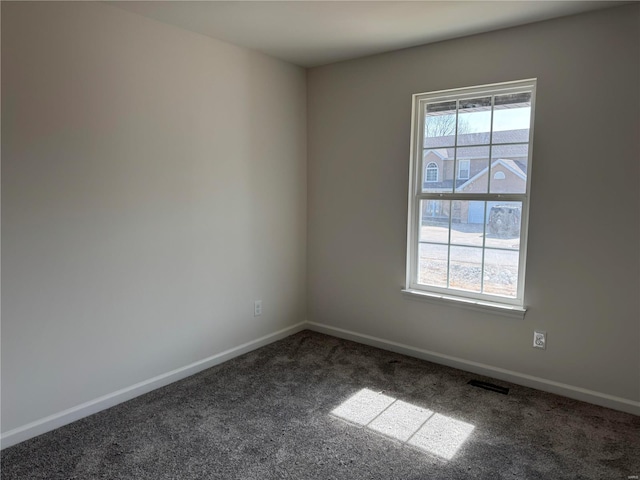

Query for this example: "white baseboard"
[307,321,640,416]
[4,319,637,450]
[1,322,307,450]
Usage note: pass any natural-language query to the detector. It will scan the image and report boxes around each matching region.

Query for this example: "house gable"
[457,159,526,194]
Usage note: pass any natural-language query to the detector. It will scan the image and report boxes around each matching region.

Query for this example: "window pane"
[483,249,519,297]
[457,97,491,146]
[485,201,522,246]
[450,201,485,247]
[418,243,448,287]
[420,200,450,243]
[490,144,528,194]
[449,246,482,292]
[492,92,531,144]
[424,101,457,148]
[454,146,489,193]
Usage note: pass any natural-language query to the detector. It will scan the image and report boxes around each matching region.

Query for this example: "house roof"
[424,129,530,149]
[423,137,529,175]
[422,179,468,191]
[425,143,528,160]
[497,159,527,178]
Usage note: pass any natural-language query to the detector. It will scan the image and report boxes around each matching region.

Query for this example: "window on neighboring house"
[458,159,470,180]
[425,162,438,182]
[405,79,536,311]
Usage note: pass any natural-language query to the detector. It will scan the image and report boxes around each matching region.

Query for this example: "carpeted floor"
[2,330,639,479]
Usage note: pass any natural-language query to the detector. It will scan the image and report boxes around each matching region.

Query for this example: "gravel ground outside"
[418,224,519,297]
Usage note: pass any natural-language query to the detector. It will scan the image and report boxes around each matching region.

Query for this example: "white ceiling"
[112,1,627,67]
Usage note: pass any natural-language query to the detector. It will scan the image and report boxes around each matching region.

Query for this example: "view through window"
[406,80,536,307]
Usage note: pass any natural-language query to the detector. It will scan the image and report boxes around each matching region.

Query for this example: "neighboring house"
[422,129,528,224]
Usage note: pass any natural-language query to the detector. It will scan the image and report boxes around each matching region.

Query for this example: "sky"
[426,105,531,137]
[464,106,531,132]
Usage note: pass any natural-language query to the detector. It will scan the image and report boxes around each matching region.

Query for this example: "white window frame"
[458,159,470,180]
[424,162,439,182]
[404,79,536,314]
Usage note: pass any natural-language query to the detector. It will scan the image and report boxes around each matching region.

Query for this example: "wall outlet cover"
[533,330,546,349]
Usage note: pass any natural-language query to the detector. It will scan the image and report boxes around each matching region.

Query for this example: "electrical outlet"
[533,331,546,350]
[254,300,262,317]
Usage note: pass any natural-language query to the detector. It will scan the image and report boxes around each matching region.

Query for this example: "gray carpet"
[2,330,639,479]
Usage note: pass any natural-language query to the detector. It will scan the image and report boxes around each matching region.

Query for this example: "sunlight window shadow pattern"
[331,388,474,460]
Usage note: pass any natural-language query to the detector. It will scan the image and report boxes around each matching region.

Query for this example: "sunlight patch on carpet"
[331,388,474,460]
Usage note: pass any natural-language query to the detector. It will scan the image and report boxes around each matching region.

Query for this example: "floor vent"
[468,380,509,395]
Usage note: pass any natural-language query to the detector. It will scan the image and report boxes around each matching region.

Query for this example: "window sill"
[401,289,527,319]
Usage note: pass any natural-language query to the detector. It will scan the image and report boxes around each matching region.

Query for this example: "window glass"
[407,80,535,305]
[489,145,528,194]
[457,97,492,146]
[454,146,489,193]
[492,92,531,144]
[424,101,457,148]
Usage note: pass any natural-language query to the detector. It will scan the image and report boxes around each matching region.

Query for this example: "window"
[405,79,536,310]
[458,159,470,180]
[425,162,439,182]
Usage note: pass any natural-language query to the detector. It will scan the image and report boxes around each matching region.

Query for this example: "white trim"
[407,79,536,307]
[306,322,640,417]
[427,148,449,160]
[406,91,422,296]
[0,322,307,449]
[401,288,526,319]
[413,79,538,105]
[3,319,638,450]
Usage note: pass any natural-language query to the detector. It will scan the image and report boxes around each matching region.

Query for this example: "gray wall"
[307,5,640,402]
[2,2,306,432]
[2,0,639,437]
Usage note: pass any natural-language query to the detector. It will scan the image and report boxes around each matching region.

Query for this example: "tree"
[425,113,470,138]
